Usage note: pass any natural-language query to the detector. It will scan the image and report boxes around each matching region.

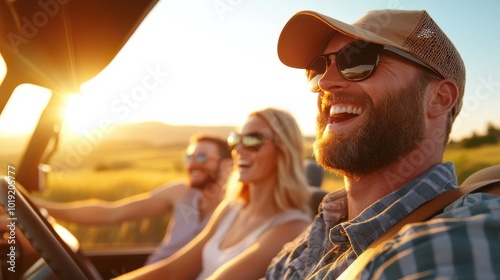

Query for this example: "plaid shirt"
[266,163,500,279]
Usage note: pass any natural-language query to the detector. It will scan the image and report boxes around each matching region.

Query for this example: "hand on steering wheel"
[0,176,102,279]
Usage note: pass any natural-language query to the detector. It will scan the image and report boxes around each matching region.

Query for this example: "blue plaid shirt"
[266,163,500,279]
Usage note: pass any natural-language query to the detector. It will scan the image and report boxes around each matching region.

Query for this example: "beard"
[314,77,427,178]
[189,165,221,191]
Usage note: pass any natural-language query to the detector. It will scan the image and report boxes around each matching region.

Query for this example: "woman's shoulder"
[259,210,311,243]
[274,209,312,224]
[260,209,311,239]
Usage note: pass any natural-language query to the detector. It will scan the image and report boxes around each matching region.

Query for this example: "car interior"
[0,2,329,278]
[0,0,160,278]
[1,1,498,280]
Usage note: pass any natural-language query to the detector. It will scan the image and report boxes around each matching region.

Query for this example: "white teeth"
[329,105,362,116]
[238,160,250,167]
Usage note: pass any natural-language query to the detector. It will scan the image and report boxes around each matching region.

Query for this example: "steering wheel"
[0,176,102,279]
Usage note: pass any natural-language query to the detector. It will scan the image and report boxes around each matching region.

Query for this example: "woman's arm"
[207,219,310,280]
[115,200,232,280]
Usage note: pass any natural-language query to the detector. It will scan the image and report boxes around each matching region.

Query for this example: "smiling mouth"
[238,160,251,169]
[329,105,363,123]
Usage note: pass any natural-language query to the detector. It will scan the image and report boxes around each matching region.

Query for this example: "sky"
[1,0,499,141]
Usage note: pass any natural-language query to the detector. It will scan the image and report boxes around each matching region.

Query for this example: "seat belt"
[337,179,500,280]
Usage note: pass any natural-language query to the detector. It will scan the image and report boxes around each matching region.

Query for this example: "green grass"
[34,143,500,248]
[41,169,185,202]
[36,156,188,248]
[34,147,186,248]
[311,143,500,192]
[444,143,500,183]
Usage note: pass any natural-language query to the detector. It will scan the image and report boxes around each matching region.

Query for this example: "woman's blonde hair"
[225,108,311,215]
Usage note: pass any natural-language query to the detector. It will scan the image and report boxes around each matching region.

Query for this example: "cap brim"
[277,11,395,69]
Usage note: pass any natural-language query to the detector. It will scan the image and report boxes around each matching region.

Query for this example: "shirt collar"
[326,162,458,255]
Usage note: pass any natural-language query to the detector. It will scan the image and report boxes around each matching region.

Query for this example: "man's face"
[185,141,222,190]
[313,35,427,178]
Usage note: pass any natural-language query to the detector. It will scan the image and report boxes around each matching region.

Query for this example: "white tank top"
[196,202,310,280]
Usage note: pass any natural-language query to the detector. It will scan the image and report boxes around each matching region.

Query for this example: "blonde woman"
[117,108,312,280]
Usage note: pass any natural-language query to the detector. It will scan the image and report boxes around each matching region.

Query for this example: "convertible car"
[0,0,161,278]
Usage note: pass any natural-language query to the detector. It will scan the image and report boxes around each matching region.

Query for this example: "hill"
[61,121,237,148]
[0,122,237,170]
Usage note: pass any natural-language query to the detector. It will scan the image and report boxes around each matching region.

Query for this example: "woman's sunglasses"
[306,40,442,92]
[227,131,269,152]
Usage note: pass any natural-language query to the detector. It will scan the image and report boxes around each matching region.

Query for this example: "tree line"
[451,123,500,148]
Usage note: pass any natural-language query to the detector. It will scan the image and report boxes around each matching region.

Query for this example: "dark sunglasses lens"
[306,56,327,92]
[307,42,383,90]
[195,154,207,163]
[242,135,264,151]
[337,43,380,81]
[185,153,207,164]
[227,133,240,150]
[227,132,264,152]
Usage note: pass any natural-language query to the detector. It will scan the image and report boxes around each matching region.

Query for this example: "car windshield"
[0,67,52,178]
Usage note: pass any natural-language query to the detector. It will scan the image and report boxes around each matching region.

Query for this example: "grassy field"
[35,170,179,247]
[31,142,500,248]
[443,144,500,182]
[35,147,189,248]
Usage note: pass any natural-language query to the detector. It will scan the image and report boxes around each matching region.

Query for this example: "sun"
[62,93,101,135]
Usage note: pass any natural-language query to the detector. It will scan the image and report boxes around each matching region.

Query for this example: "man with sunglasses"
[266,9,500,279]
[35,134,233,265]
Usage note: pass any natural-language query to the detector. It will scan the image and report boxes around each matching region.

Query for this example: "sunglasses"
[184,153,210,164]
[306,41,442,92]
[227,131,269,152]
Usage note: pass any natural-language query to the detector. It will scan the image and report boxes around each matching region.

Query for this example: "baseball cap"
[277,9,465,120]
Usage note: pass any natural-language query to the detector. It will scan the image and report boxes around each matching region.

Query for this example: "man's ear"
[427,79,459,118]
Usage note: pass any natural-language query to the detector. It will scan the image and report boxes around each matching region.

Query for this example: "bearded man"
[266,9,500,279]
[35,134,233,265]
